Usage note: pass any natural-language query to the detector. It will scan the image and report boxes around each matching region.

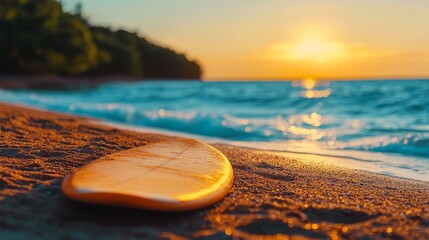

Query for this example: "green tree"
[137,40,202,79]
[89,27,143,77]
[0,0,97,75]
[0,0,201,79]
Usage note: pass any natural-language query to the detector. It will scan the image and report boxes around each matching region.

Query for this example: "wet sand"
[0,103,428,239]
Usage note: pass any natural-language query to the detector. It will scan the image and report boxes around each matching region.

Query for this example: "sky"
[63,0,429,80]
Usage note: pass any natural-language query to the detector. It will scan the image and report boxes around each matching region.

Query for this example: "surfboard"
[61,139,234,211]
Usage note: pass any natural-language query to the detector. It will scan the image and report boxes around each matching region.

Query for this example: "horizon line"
[203,76,429,81]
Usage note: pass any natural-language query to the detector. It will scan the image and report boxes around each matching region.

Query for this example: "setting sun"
[266,38,345,63]
[289,39,345,62]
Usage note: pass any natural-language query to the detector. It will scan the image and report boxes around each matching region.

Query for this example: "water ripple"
[1,80,429,179]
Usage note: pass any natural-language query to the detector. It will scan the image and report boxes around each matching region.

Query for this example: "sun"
[266,37,346,63]
[289,39,345,62]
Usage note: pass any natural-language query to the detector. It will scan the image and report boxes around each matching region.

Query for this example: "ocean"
[1,79,428,181]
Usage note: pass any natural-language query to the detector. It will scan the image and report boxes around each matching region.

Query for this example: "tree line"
[0,0,202,79]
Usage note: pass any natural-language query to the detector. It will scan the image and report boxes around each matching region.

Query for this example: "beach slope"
[0,103,428,239]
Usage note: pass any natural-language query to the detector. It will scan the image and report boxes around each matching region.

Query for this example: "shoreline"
[0,103,428,239]
[0,75,200,90]
[95,119,429,182]
[4,101,428,182]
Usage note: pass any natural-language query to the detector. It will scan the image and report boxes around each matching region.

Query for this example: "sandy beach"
[0,103,428,239]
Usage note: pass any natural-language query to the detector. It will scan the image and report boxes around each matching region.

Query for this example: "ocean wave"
[55,101,429,159]
[1,80,428,163]
[338,135,429,158]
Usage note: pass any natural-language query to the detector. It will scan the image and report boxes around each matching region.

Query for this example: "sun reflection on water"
[281,79,333,141]
[302,77,317,89]
[148,79,335,143]
[271,112,328,141]
[302,112,322,127]
[298,78,332,99]
[302,89,332,98]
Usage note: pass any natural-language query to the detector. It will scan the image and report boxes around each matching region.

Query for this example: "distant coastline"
[0,75,200,90]
[0,0,202,83]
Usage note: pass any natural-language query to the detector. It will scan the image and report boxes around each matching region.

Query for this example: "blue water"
[1,80,429,181]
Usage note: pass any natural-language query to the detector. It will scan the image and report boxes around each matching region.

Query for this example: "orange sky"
[65,0,429,80]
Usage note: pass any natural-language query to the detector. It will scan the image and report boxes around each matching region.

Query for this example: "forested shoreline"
[0,0,202,80]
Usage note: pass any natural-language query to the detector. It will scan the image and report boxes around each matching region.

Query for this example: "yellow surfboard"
[62,139,234,211]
